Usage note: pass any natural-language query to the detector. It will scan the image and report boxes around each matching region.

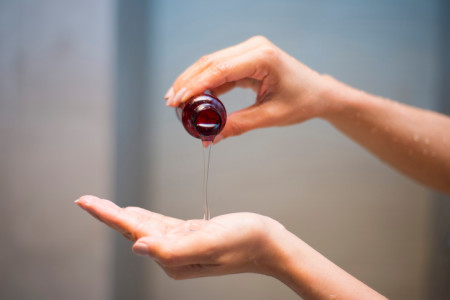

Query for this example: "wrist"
[264,228,312,296]
[257,219,307,283]
[315,74,362,123]
[252,218,293,277]
[261,221,388,299]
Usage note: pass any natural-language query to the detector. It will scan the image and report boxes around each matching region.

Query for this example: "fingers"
[167,51,270,107]
[213,102,279,144]
[130,213,272,280]
[75,195,182,241]
[132,229,217,267]
[166,36,276,107]
[165,36,285,144]
[167,37,263,100]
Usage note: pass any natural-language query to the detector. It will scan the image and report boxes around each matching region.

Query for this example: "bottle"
[176,91,227,141]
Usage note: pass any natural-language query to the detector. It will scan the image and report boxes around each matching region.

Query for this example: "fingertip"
[171,87,187,107]
[75,195,99,207]
[133,241,150,257]
[134,236,162,257]
[164,87,174,100]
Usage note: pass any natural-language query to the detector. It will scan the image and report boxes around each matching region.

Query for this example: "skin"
[165,35,450,193]
[77,36,450,299]
[76,195,385,299]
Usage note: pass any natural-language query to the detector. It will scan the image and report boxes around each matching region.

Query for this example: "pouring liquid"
[202,140,212,220]
[177,92,226,220]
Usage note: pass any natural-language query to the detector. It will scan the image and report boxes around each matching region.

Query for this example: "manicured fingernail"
[166,98,173,106]
[133,242,149,256]
[170,87,187,106]
[164,87,174,100]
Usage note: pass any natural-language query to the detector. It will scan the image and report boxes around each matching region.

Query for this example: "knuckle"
[197,54,213,67]
[229,120,245,136]
[259,45,279,61]
[210,62,229,76]
[123,206,139,213]
[249,35,269,44]
[190,76,205,90]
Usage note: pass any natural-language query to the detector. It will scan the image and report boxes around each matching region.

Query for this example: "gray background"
[1,0,449,299]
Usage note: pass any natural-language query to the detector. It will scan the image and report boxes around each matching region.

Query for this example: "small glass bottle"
[176,92,227,141]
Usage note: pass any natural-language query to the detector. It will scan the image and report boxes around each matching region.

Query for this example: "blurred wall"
[0,0,114,299]
[142,0,447,299]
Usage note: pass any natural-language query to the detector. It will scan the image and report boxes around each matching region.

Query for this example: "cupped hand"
[75,195,386,299]
[165,36,330,143]
[75,195,286,280]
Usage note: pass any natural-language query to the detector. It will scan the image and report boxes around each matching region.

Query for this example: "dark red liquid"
[177,93,227,141]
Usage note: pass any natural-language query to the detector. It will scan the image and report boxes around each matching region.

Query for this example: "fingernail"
[170,87,187,107]
[133,242,149,256]
[164,87,174,100]
[75,195,95,206]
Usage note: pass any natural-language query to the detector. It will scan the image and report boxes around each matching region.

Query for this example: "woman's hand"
[165,36,330,143]
[75,195,286,279]
[75,195,386,299]
[165,36,450,192]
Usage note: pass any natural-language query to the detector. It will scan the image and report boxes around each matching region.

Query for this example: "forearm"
[319,75,450,194]
[267,229,386,299]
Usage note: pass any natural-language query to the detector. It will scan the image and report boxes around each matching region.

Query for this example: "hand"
[165,36,331,143]
[75,195,386,299]
[75,195,286,280]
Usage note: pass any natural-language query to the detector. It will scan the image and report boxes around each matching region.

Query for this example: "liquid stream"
[202,141,212,220]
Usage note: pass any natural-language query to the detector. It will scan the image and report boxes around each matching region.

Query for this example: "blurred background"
[1,0,449,299]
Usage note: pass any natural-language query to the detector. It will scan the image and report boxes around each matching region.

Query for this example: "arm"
[270,228,385,300]
[321,76,450,193]
[165,36,450,194]
[75,195,386,299]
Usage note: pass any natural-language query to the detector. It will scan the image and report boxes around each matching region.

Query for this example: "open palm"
[76,195,280,279]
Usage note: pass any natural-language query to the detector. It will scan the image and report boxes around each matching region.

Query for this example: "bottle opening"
[194,109,221,136]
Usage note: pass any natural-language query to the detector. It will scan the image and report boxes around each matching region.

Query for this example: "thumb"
[215,103,275,143]
[132,234,214,267]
